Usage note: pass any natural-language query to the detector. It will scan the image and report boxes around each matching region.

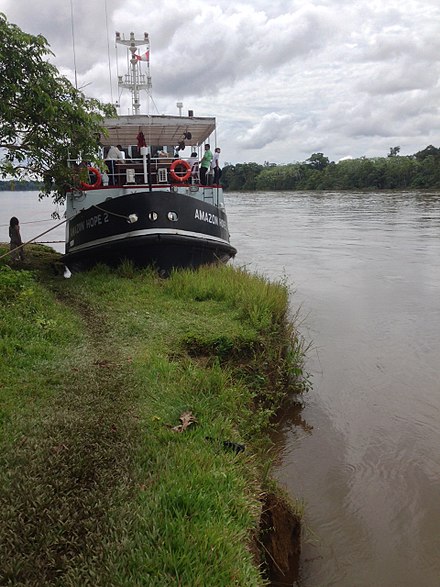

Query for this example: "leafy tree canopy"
[222,146,440,192]
[414,145,440,161]
[306,152,330,170]
[388,146,400,157]
[0,13,115,201]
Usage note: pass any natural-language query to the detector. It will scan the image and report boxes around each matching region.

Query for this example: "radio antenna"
[69,0,78,89]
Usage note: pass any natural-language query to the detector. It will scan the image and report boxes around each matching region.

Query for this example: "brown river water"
[2,190,439,586]
[227,191,440,587]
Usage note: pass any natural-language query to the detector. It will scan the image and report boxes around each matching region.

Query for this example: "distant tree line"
[0,180,43,191]
[221,145,440,191]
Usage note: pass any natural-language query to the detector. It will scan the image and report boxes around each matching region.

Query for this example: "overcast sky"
[2,0,440,165]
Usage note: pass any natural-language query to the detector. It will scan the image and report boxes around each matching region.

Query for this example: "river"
[2,190,440,586]
[227,191,440,587]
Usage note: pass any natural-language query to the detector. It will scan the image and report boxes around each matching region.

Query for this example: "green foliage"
[223,145,440,191]
[222,162,264,190]
[414,144,440,161]
[0,13,115,202]
[255,163,304,190]
[164,264,289,329]
[0,258,307,585]
[0,265,34,301]
[0,264,82,435]
[306,152,330,171]
[0,180,43,191]
[388,146,400,157]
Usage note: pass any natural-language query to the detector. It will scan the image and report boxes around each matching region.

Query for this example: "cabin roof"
[101,115,216,148]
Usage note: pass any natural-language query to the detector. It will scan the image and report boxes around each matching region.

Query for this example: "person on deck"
[105,145,125,185]
[211,147,222,184]
[200,144,213,186]
[9,217,24,261]
[188,152,199,182]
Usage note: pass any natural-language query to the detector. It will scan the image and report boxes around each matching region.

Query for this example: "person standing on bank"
[212,147,222,184]
[9,217,24,261]
[200,144,213,186]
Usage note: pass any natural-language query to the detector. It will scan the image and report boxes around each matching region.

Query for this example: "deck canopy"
[101,115,216,149]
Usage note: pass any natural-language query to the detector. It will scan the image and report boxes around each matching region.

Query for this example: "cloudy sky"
[1,0,440,165]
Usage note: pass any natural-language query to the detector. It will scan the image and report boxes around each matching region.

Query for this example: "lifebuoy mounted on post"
[170,159,191,182]
[80,166,102,190]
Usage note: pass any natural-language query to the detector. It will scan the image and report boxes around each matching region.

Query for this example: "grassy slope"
[0,246,307,586]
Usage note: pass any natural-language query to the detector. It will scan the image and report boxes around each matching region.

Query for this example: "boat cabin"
[99,114,217,188]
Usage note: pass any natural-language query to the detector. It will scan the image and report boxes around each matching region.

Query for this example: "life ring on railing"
[170,159,191,182]
[80,166,102,190]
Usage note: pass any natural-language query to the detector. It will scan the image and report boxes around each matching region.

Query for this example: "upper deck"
[101,115,216,151]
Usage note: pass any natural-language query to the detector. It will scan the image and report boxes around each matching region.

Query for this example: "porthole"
[167,211,178,222]
[149,211,158,221]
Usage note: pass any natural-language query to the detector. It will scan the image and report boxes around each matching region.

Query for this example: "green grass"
[0,249,309,586]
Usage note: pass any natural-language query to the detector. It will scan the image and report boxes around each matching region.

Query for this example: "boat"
[62,31,236,273]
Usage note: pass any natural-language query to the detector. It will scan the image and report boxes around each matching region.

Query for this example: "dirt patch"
[260,492,301,586]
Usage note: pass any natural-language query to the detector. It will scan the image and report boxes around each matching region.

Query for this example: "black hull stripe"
[67,227,232,254]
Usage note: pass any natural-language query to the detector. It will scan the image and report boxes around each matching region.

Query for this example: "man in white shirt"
[105,145,125,185]
[211,147,222,184]
[188,151,199,183]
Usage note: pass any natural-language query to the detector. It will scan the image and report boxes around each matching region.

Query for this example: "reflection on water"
[227,191,440,587]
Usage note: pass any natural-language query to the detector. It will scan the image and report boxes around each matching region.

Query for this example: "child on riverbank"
[9,216,24,261]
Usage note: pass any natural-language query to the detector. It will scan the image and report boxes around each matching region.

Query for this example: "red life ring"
[80,166,102,190]
[170,159,191,182]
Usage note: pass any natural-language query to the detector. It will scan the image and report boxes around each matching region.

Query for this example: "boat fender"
[170,159,191,182]
[80,166,102,190]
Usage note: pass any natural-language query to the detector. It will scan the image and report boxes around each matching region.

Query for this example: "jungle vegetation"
[0,180,43,191]
[221,145,440,191]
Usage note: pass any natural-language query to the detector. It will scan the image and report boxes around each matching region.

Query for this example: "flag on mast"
[135,50,150,62]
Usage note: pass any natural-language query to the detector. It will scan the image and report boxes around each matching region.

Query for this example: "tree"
[221,163,263,191]
[414,145,440,161]
[306,152,330,171]
[0,13,115,201]
[388,146,400,157]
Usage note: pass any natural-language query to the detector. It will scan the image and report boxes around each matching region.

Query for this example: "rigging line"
[69,0,78,89]
[104,0,114,105]
[142,89,160,115]
[115,42,119,86]
[91,203,132,220]
[0,219,62,227]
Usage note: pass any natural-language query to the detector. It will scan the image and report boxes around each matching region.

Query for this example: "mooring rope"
[0,219,61,227]
[91,203,136,221]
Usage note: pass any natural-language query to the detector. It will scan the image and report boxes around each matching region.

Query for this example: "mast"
[115,31,152,115]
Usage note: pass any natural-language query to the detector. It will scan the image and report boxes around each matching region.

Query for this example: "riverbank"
[0,245,308,586]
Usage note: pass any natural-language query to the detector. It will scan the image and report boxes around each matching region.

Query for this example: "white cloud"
[237,113,295,148]
[1,0,440,163]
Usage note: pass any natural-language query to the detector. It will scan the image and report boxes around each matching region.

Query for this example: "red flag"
[135,50,150,62]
